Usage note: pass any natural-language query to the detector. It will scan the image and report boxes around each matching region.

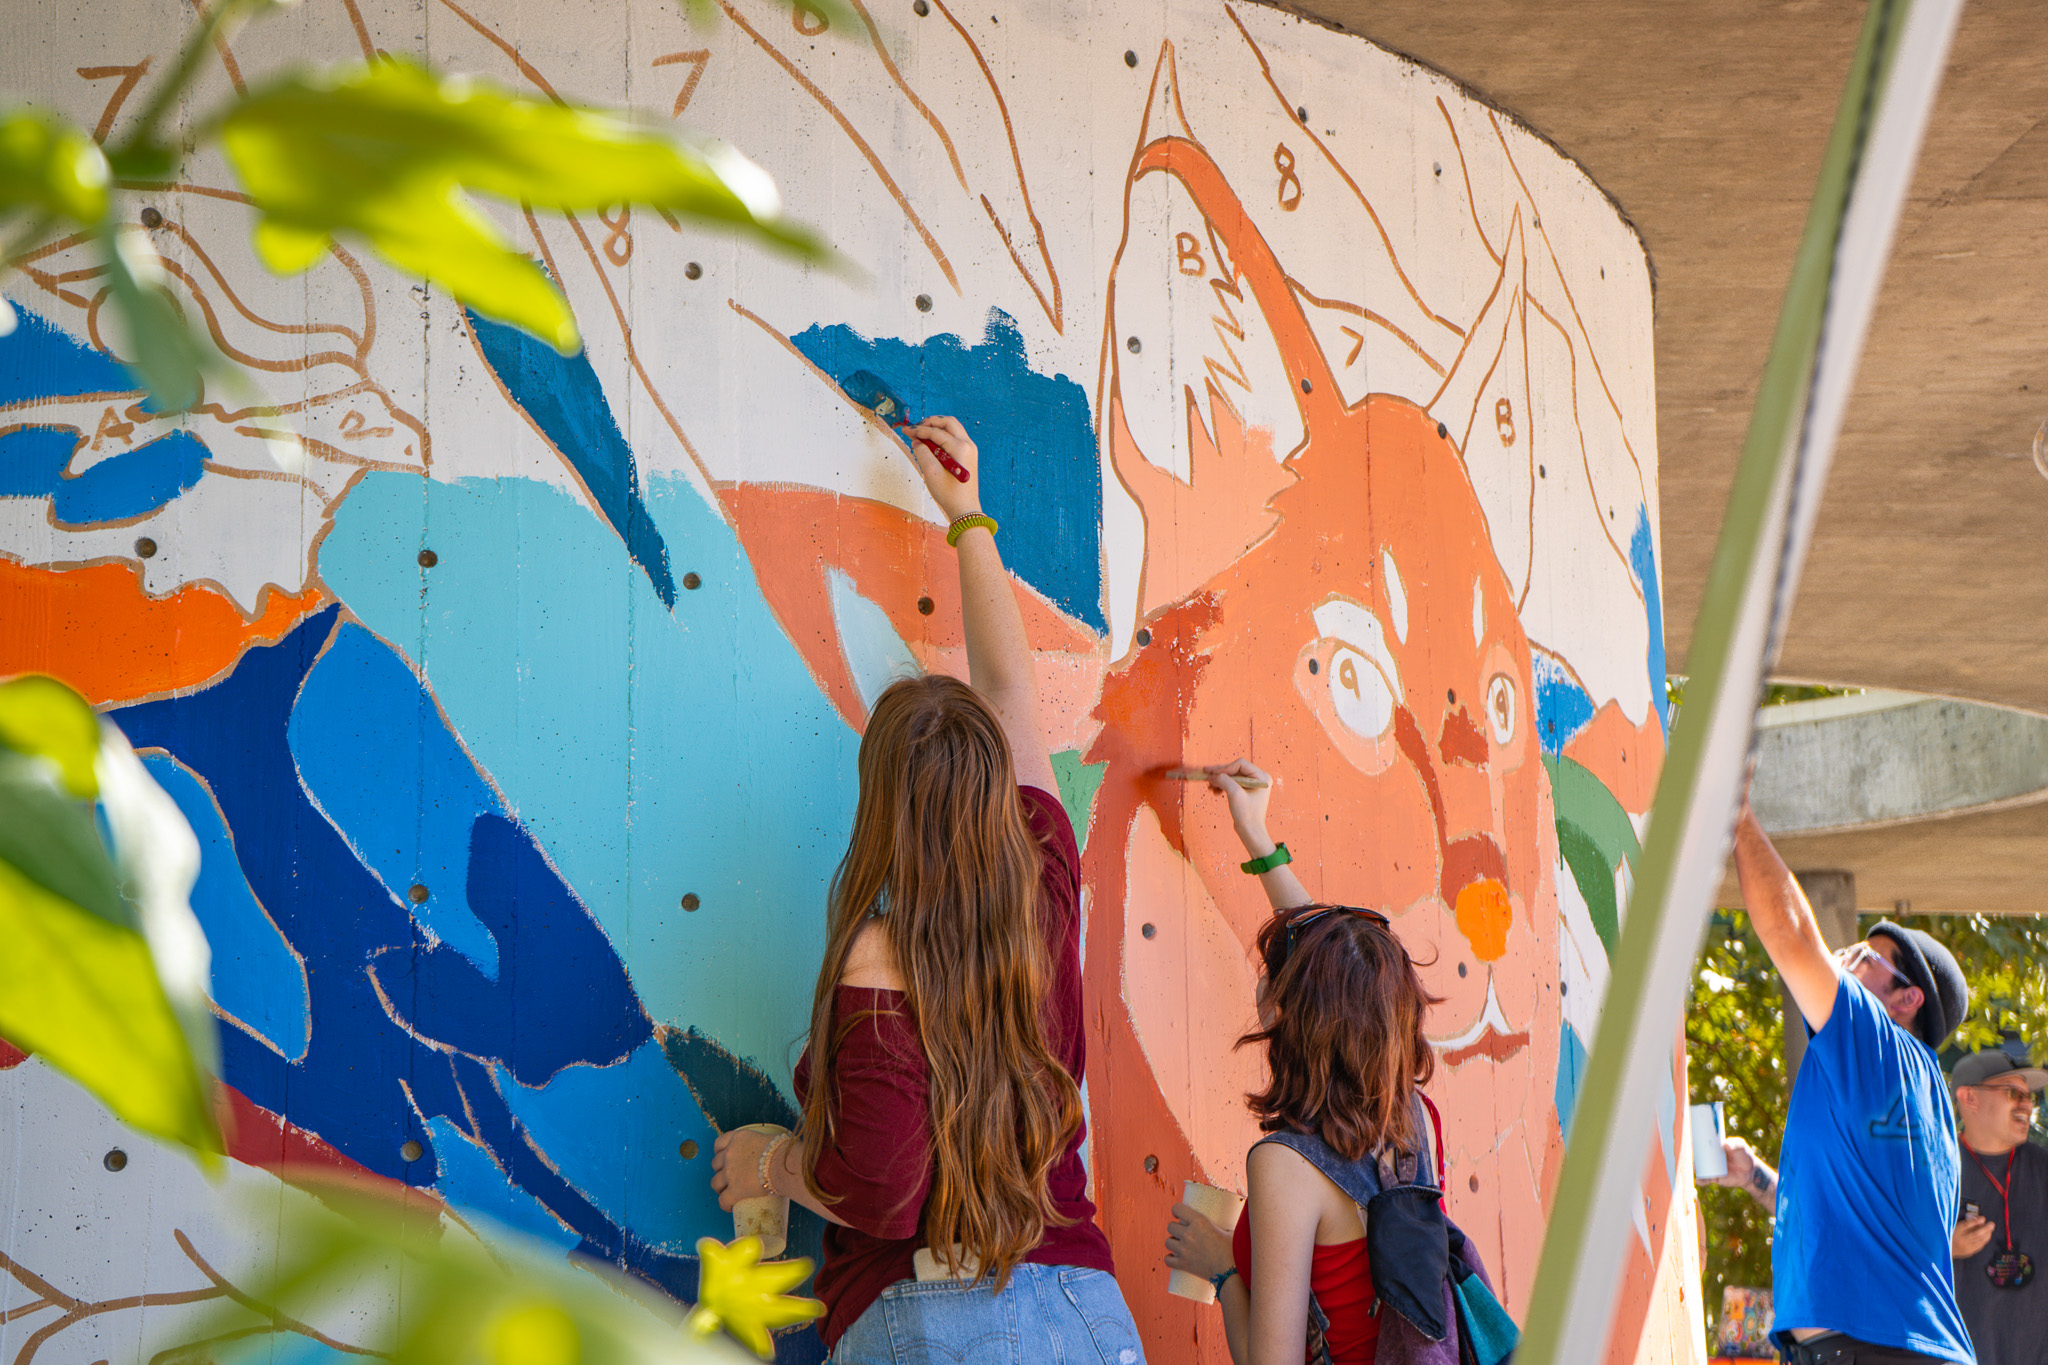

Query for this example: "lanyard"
[1967,1143,2020,1252]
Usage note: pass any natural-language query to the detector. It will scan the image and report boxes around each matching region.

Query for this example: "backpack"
[1250,1097,1519,1365]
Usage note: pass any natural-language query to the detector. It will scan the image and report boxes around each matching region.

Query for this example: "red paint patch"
[0,1036,29,1069]
[220,1084,439,1212]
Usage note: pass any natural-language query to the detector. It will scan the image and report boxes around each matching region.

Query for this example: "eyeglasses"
[1836,941,1914,996]
[1973,1084,2040,1108]
[1263,903,1391,978]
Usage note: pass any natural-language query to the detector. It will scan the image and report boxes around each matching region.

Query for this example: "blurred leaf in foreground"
[687,1236,824,1359]
[0,675,220,1155]
[100,222,216,413]
[217,60,828,353]
[161,1189,755,1365]
[0,108,109,227]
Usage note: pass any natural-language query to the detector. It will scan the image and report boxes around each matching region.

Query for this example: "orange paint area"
[0,558,324,706]
[1454,879,1513,962]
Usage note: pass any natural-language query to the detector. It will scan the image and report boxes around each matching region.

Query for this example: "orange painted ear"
[716,483,1097,733]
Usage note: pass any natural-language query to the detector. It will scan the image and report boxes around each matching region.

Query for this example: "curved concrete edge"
[1752,692,2048,835]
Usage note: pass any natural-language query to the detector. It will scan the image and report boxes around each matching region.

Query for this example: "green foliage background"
[1687,908,2048,1315]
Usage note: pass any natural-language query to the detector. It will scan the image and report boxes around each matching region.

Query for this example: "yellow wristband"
[945,513,998,547]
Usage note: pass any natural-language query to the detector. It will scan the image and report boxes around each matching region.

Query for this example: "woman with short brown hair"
[711,416,1142,1363]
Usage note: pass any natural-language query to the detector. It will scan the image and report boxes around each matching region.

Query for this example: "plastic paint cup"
[1168,1180,1246,1303]
[1688,1102,1728,1181]
[732,1122,792,1258]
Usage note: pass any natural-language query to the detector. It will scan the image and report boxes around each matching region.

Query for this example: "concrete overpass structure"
[1278,0,2048,915]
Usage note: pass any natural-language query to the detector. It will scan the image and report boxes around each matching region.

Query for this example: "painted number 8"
[1495,397,1515,446]
[1275,143,1302,212]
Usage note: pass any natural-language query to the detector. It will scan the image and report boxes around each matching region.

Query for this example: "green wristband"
[1240,842,1291,875]
[946,513,998,547]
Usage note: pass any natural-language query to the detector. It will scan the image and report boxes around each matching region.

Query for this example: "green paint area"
[1050,750,1106,852]
[1546,755,1640,958]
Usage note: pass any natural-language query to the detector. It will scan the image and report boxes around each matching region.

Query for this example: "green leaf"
[99,221,213,413]
[0,837,218,1154]
[0,752,133,929]
[217,60,829,354]
[0,108,110,224]
[0,673,103,797]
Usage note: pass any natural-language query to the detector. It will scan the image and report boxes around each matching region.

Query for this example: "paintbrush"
[841,369,970,483]
[1163,768,1270,790]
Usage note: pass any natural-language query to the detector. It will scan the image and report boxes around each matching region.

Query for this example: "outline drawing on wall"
[1,0,1700,1362]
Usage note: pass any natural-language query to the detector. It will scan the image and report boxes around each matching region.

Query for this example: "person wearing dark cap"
[1730,805,1973,1365]
[1950,1048,2048,1365]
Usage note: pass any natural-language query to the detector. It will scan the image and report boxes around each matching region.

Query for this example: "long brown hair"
[800,674,1081,1284]
[1240,905,1440,1160]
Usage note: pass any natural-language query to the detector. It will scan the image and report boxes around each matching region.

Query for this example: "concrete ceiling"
[1274,0,2048,911]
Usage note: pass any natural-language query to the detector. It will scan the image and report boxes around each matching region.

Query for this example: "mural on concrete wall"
[0,0,1700,1361]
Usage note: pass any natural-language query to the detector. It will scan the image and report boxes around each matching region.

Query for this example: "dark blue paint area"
[107,611,707,1306]
[0,306,135,406]
[1629,506,1669,735]
[791,310,1104,633]
[370,813,649,1087]
[466,309,677,608]
[53,429,206,525]
[0,427,80,496]
[1532,650,1595,755]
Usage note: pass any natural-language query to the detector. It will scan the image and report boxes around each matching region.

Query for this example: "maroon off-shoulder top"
[791,785,1115,1347]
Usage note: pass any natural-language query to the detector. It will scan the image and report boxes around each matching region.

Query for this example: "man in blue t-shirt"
[1732,804,1973,1365]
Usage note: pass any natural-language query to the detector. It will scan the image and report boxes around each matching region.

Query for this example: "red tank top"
[1232,1203,1380,1364]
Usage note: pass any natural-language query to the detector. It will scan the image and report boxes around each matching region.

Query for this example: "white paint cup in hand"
[732,1122,792,1258]
[1168,1180,1246,1303]
[1688,1102,1728,1180]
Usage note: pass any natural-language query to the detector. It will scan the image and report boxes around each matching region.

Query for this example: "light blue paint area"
[1532,649,1596,755]
[827,569,920,712]
[425,1115,580,1250]
[320,470,856,1083]
[1654,1058,1678,1187]
[54,430,207,525]
[141,753,311,1060]
[289,622,502,977]
[256,1331,378,1365]
[1555,1022,1588,1142]
[791,310,1104,633]
[1629,507,1670,735]
[0,306,134,405]
[493,1039,722,1254]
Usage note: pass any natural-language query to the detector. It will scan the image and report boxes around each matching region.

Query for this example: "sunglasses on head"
[1263,903,1392,977]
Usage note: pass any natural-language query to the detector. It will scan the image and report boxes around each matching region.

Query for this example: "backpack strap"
[1417,1092,1445,1191]
[1251,1130,1385,1208]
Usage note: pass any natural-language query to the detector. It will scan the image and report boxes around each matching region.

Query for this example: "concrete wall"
[0,0,1696,1360]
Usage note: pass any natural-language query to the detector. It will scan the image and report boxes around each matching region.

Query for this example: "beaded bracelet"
[757,1133,791,1197]
[946,513,998,547]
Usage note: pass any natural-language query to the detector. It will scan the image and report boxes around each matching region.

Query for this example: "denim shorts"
[830,1263,1146,1365]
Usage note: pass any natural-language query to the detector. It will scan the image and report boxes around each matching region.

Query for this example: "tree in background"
[1688,907,2048,1308]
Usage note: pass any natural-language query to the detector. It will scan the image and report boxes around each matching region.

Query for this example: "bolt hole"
[417,549,438,568]
[1143,1155,1159,1174]
[679,1139,700,1159]
[682,892,701,912]
[1447,689,1456,705]
[1561,980,1569,996]
[103,1149,128,1172]
[1600,267,1606,279]
[1538,465,1546,478]
[917,596,935,616]
[1458,962,1468,978]
[1307,658,1319,675]
[1432,163,1442,178]
[1134,628,1151,647]
[684,262,703,280]
[683,572,702,590]
[1299,378,1312,394]
[1141,922,1156,939]
[1295,105,1308,122]
[140,207,164,229]
[408,883,429,903]
[914,0,929,12]
[134,537,158,559]
[1124,49,1138,67]
[1126,336,1141,354]
[915,294,933,313]
[1436,421,1448,439]
[1468,1174,1480,1193]
[401,1139,424,1163]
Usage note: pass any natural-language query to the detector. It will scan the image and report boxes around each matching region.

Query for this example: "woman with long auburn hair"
[711,416,1142,1362]
[1162,757,1457,1365]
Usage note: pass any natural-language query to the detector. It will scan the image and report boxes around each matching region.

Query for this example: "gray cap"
[1952,1048,2048,1092]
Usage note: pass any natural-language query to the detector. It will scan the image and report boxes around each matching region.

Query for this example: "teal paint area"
[1555,1022,1588,1141]
[1049,750,1106,853]
[466,309,677,608]
[0,426,205,525]
[426,1115,580,1250]
[1629,506,1670,735]
[289,621,502,976]
[320,469,856,1086]
[492,1039,722,1255]
[140,752,311,1060]
[790,309,1104,633]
